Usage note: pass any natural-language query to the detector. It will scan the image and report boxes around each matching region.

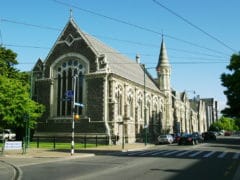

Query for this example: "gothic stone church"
[32,18,217,144]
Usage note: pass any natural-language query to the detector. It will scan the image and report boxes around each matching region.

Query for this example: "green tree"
[221,53,240,118]
[0,47,45,132]
[209,117,238,131]
[0,46,18,77]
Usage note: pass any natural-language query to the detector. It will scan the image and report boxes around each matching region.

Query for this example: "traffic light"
[74,114,80,121]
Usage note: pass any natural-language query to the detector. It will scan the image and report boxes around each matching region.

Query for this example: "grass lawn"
[29,141,100,149]
[1,141,99,150]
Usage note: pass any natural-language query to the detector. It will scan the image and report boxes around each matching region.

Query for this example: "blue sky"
[1,0,239,112]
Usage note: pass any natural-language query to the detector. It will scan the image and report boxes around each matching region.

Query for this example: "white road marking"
[189,151,203,157]
[233,153,240,159]
[151,150,168,156]
[138,151,159,156]
[163,150,179,156]
[127,151,142,156]
[203,151,216,158]
[217,152,227,158]
[176,150,193,157]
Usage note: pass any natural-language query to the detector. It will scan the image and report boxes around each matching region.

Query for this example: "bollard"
[53,137,56,150]
[22,138,26,154]
[37,137,39,148]
[84,136,87,148]
[106,135,108,145]
[95,135,98,147]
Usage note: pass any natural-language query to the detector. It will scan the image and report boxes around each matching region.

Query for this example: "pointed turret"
[156,38,171,91]
[156,38,173,134]
[156,38,169,72]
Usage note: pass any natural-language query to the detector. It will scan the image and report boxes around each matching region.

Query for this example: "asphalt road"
[19,154,238,180]
[2,136,240,180]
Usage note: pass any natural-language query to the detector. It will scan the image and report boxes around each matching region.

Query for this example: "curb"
[124,145,155,152]
[1,153,95,159]
[0,160,22,180]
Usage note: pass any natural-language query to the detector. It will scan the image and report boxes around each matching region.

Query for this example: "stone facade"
[32,18,218,144]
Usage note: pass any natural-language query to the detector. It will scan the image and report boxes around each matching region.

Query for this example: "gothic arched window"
[137,91,143,119]
[54,59,86,117]
[115,85,123,116]
[127,88,134,118]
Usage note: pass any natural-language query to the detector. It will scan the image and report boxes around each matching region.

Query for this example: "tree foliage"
[209,116,239,131]
[0,46,45,130]
[221,53,240,118]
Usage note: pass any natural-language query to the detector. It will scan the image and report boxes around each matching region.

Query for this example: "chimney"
[136,54,140,63]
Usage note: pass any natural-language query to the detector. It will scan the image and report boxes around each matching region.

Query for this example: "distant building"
[32,18,218,144]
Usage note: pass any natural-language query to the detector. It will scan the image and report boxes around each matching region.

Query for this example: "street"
[1,136,240,180]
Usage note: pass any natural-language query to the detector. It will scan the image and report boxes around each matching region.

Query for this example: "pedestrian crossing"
[108,149,240,160]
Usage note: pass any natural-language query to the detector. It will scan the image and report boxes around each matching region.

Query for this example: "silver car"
[157,134,174,144]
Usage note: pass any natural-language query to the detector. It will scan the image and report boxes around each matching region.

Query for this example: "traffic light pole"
[71,75,77,156]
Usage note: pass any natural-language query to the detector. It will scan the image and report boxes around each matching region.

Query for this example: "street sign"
[65,90,74,98]
[74,102,84,107]
[4,141,22,150]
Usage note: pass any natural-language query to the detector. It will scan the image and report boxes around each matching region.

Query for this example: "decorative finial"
[70,9,73,19]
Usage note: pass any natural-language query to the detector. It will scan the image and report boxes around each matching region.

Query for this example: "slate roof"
[70,19,160,92]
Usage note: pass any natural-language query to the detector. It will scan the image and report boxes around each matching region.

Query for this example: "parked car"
[202,131,216,141]
[224,131,231,136]
[157,134,174,144]
[192,132,204,143]
[178,134,199,145]
[219,130,224,136]
[170,133,181,143]
[0,129,16,141]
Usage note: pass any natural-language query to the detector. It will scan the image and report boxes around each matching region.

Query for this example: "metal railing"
[32,135,111,150]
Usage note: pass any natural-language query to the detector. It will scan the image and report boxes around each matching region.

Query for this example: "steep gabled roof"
[32,58,43,72]
[83,32,160,91]
[53,19,161,92]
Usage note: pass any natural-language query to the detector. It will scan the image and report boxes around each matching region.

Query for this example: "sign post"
[70,76,84,156]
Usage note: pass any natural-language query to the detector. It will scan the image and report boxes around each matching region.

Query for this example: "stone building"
[32,18,217,144]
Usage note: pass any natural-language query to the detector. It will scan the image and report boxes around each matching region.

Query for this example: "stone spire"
[156,37,172,133]
[156,38,169,72]
[156,37,171,91]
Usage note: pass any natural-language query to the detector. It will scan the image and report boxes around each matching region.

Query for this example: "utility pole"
[143,64,147,146]
[122,121,125,150]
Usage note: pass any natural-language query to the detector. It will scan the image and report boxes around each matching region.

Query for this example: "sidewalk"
[0,143,154,158]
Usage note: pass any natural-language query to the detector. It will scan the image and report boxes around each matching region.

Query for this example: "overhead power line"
[152,0,237,53]
[1,18,61,31]
[1,18,228,59]
[165,34,228,56]
[17,61,228,66]
[2,43,227,61]
[52,0,230,56]
[3,43,50,49]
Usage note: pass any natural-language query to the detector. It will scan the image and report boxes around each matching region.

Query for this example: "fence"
[32,135,113,150]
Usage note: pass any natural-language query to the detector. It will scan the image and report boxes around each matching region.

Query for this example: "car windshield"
[182,134,191,137]
[160,135,167,138]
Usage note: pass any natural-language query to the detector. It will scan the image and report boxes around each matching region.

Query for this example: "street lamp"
[71,75,78,156]
[70,75,84,156]
[143,64,147,146]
